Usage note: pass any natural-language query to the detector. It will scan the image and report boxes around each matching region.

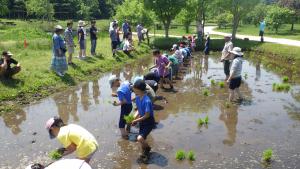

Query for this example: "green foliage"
[48,150,63,160]
[175,150,186,161]
[175,0,197,33]
[245,4,269,25]
[266,5,295,33]
[272,83,291,92]
[210,79,216,86]
[124,114,135,124]
[151,37,181,50]
[282,76,289,83]
[26,0,54,20]
[216,12,233,29]
[204,115,209,124]
[262,148,273,162]
[218,81,225,88]
[203,88,210,96]
[115,0,155,27]
[143,0,186,37]
[187,151,196,161]
[0,0,8,15]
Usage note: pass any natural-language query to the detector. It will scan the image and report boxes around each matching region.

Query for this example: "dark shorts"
[259,31,264,36]
[79,40,86,50]
[224,60,231,76]
[0,67,21,78]
[111,41,118,50]
[119,104,133,128]
[204,46,210,55]
[139,117,155,139]
[229,76,242,90]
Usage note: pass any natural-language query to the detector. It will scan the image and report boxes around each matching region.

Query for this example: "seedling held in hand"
[48,150,63,160]
[124,114,135,124]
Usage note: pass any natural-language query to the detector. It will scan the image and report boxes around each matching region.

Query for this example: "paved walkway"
[205,26,300,47]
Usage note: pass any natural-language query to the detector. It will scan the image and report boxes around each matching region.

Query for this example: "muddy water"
[1,53,300,169]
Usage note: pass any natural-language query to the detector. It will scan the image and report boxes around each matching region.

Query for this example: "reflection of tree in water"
[53,90,79,123]
[92,80,101,105]
[284,103,300,121]
[2,109,26,135]
[255,59,261,81]
[81,83,90,111]
[219,105,238,146]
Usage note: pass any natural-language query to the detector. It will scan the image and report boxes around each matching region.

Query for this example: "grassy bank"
[215,24,300,41]
[0,19,151,114]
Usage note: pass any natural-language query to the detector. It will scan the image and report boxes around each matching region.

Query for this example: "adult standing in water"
[89,20,98,56]
[64,21,75,65]
[259,19,266,42]
[51,25,68,77]
[203,33,210,56]
[220,35,233,81]
[77,20,87,59]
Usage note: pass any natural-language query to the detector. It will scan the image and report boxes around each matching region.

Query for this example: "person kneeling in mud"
[109,75,133,139]
[227,47,244,102]
[45,117,98,164]
[26,159,91,169]
[131,80,156,160]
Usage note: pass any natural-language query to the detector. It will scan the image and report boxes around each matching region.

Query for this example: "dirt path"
[205,26,300,47]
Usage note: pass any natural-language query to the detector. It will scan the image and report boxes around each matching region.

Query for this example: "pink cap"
[45,117,55,130]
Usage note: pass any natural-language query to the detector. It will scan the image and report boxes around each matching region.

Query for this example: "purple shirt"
[155,55,169,77]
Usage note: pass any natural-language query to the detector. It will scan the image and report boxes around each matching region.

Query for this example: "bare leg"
[68,53,72,63]
[235,88,243,99]
[229,89,235,102]
[79,50,83,58]
[159,78,165,89]
[137,135,151,156]
[120,128,128,139]
[164,78,173,89]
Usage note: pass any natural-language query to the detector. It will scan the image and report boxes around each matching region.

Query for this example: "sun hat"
[45,117,55,139]
[2,51,13,56]
[224,34,232,38]
[78,20,85,27]
[229,47,243,56]
[171,44,178,50]
[54,25,63,30]
[133,76,144,84]
[109,75,119,88]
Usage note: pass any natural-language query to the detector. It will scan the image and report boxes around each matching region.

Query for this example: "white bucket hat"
[78,20,85,27]
[230,47,244,56]
[55,25,63,30]
[108,75,119,88]
[171,44,178,50]
[224,34,232,38]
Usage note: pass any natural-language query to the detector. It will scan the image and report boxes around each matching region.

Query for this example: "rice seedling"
[204,115,209,124]
[48,150,63,160]
[210,79,216,86]
[272,83,291,92]
[124,114,135,124]
[175,150,186,161]
[218,81,225,88]
[262,148,273,162]
[197,118,204,126]
[244,73,248,79]
[187,151,196,161]
[282,76,289,83]
[225,102,230,108]
[203,89,210,96]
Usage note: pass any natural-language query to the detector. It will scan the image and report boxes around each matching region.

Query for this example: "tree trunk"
[291,22,294,31]
[164,20,171,38]
[231,7,239,40]
[185,24,189,33]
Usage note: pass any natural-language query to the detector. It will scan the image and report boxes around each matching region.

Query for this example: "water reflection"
[219,105,238,146]
[123,64,133,81]
[53,90,79,123]
[1,109,26,135]
[92,80,101,105]
[81,83,91,111]
[255,59,261,81]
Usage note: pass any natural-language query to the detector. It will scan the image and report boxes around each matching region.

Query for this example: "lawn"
[0,19,151,114]
[215,24,300,41]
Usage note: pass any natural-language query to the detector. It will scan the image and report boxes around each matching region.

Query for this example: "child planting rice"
[109,75,133,139]
[131,79,156,161]
[26,159,92,169]
[45,117,98,163]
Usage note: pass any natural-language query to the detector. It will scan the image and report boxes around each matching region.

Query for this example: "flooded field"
[0,53,300,169]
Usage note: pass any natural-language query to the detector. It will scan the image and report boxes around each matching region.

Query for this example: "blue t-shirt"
[52,33,65,57]
[136,95,154,117]
[260,21,266,31]
[117,81,132,104]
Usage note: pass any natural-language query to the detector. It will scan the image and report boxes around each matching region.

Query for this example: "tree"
[0,0,8,16]
[115,0,155,27]
[245,3,269,26]
[216,12,233,28]
[143,0,186,37]
[26,0,54,21]
[266,5,295,33]
[175,0,197,33]
[278,0,300,30]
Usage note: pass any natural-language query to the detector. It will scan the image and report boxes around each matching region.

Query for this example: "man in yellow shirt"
[45,117,98,163]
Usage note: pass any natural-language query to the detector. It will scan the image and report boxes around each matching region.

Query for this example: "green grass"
[216,24,300,41]
[0,19,151,114]
[262,148,273,162]
[124,114,135,124]
[187,151,196,161]
[48,150,63,160]
[175,150,186,161]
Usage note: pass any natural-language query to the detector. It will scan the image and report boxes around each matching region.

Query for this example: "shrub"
[151,37,181,50]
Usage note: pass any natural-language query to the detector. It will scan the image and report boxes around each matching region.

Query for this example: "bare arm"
[132,112,150,124]
[1,58,8,69]
[62,143,77,156]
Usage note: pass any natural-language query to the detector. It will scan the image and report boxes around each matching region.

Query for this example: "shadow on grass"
[59,73,76,86]
[0,77,24,88]
[94,53,105,60]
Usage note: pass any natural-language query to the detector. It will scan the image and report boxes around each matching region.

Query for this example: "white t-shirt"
[221,41,233,60]
[230,57,243,78]
[123,39,132,51]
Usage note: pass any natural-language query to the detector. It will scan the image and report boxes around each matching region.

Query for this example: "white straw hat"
[55,25,63,30]
[229,47,243,56]
[78,20,85,27]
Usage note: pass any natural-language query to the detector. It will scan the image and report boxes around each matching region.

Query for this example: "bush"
[151,37,181,50]
[216,12,233,29]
